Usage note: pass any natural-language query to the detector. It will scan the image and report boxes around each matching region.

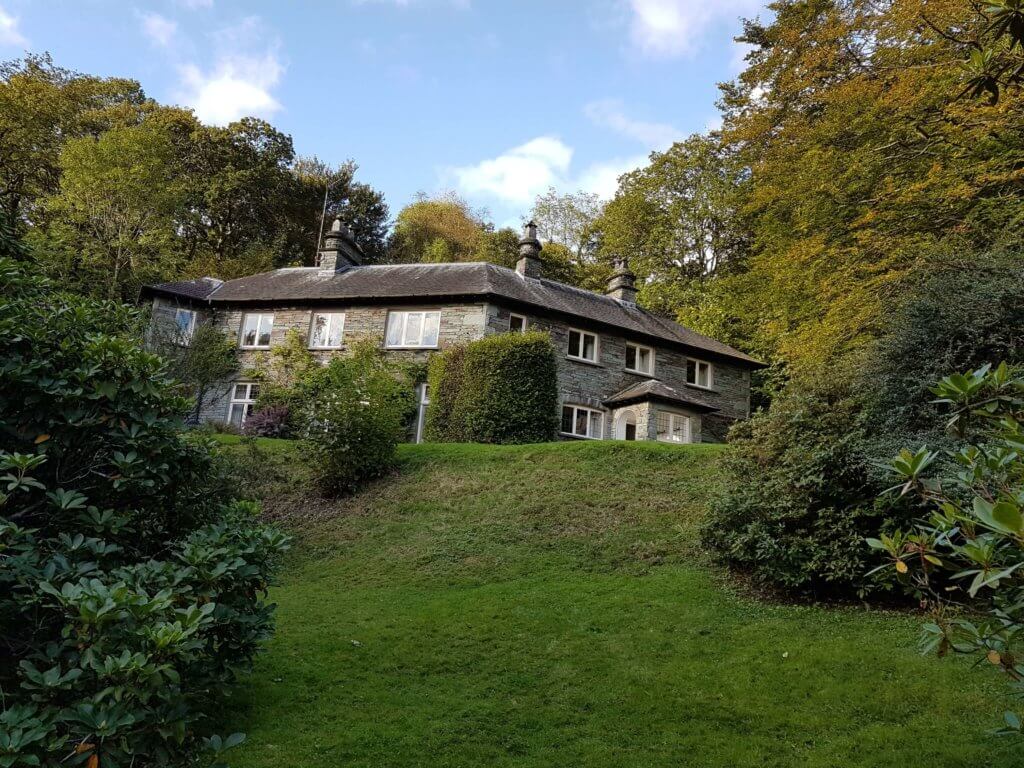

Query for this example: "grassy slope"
[218,438,1015,767]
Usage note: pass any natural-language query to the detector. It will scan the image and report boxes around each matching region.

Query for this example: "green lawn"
[217,439,1016,767]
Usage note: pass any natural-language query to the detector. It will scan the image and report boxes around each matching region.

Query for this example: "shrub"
[424,344,467,442]
[0,257,289,766]
[243,404,291,437]
[304,341,416,496]
[426,331,558,444]
[872,363,1024,734]
[701,380,911,598]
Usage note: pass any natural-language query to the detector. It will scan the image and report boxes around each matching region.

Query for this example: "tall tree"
[0,54,145,227]
[43,121,186,299]
[529,187,603,261]
[387,192,485,263]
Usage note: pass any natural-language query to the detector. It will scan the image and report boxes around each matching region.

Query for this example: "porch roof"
[603,380,720,413]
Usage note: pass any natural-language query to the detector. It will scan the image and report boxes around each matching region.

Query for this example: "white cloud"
[0,5,27,47]
[628,0,760,58]
[576,155,648,199]
[179,53,283,125]
[448,137,648,207]
[584,99,680,150]
[140,13,178,48]
[449,137,573,206]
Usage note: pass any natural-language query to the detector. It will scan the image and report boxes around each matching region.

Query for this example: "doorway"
[615,409,638,440]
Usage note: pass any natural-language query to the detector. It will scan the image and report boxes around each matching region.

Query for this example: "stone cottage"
[142,220,763,443]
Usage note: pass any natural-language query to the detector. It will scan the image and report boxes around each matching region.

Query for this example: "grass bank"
[217,438,1014,767]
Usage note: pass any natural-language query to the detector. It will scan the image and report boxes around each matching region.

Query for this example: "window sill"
[239,345,272,351]
[567,355,601,367]
[386,345,440,351]
[624,368,655,377]
[309,346,345,351]
[684,383,715,392]
[559,431,602,441]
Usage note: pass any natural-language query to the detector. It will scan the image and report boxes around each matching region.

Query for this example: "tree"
[387,192,485,263]
[0,54,146,227]
[156,323,240,425]
[874,363,1024,734]
[43,121,186,299]
[530,187,603,261]
[294,157,390,265]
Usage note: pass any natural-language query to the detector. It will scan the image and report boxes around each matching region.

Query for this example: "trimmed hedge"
[426,331,558,444]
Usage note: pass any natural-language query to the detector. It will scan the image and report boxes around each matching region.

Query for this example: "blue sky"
[0,0,766,226]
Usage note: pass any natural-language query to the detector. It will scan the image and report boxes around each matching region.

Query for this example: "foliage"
[701,379,908,598]
[243,405,292,438]
[387,192,485,264]
[957,0,1024,103]
[872,363,1024,735]
[0,256,288,766]
[530,187,603,261]
[158,322,240,425]
[426,332,558,445]
[303,342,417,496]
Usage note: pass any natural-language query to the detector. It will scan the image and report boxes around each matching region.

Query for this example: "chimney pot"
[606,256,637,303]
[516,220,543,278]
[318,215,363,272]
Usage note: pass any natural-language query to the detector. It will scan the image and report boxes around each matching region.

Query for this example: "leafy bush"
[426,331,558,444]
[701,381,909,598]
[0,257,289,766]
[304,341,416,496]
[872,363,1024,734]
[243,404,291,437]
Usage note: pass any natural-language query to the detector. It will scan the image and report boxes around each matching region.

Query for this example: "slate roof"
[603,379,720,412]
[145,262,763,368]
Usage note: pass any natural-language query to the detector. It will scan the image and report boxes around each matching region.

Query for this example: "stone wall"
[484,303,750,443]
[148,296,752,442]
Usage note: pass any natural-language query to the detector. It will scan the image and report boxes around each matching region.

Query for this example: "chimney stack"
[515,220,543,278]
[318,216,364,273]
[606,256,637,303]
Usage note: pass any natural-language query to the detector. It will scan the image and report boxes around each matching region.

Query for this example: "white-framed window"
[686,358,713,389]
[508,313,527,333]
[173,308,196,343]
[309,312,345,349]
[567,328,599,363]
[625,342,654,375]
[561,404,604,439]
[656,411,690,443]
[240,313,274,349]
[386,310,441,349]
[228,382,260,427]
[415,382,430,444]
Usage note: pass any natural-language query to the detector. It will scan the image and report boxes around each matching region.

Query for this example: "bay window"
[656,411,690,443]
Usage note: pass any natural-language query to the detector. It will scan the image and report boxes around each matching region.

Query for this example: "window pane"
[582,333,596,361]
[686,359,697,384]
[249,383,260,400]
[575,408,588,436]
[232,383,247,400]
[589,410,602,439]
[509,315,525,333]
[421,312,440,347]
[568,330,581,357]
[561,406,574,434]
[257,315,273,347]
[327,314,344,347]
[242,315,258,346]
[638,348,651,373]
[386,313,403,347]
[229,404,244,427]
[404,312,423,346]
[698,363,710,388]
[310,314,328,347]
[625,344,637,369]
[656,412,671,440]
[672,416,686,442]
